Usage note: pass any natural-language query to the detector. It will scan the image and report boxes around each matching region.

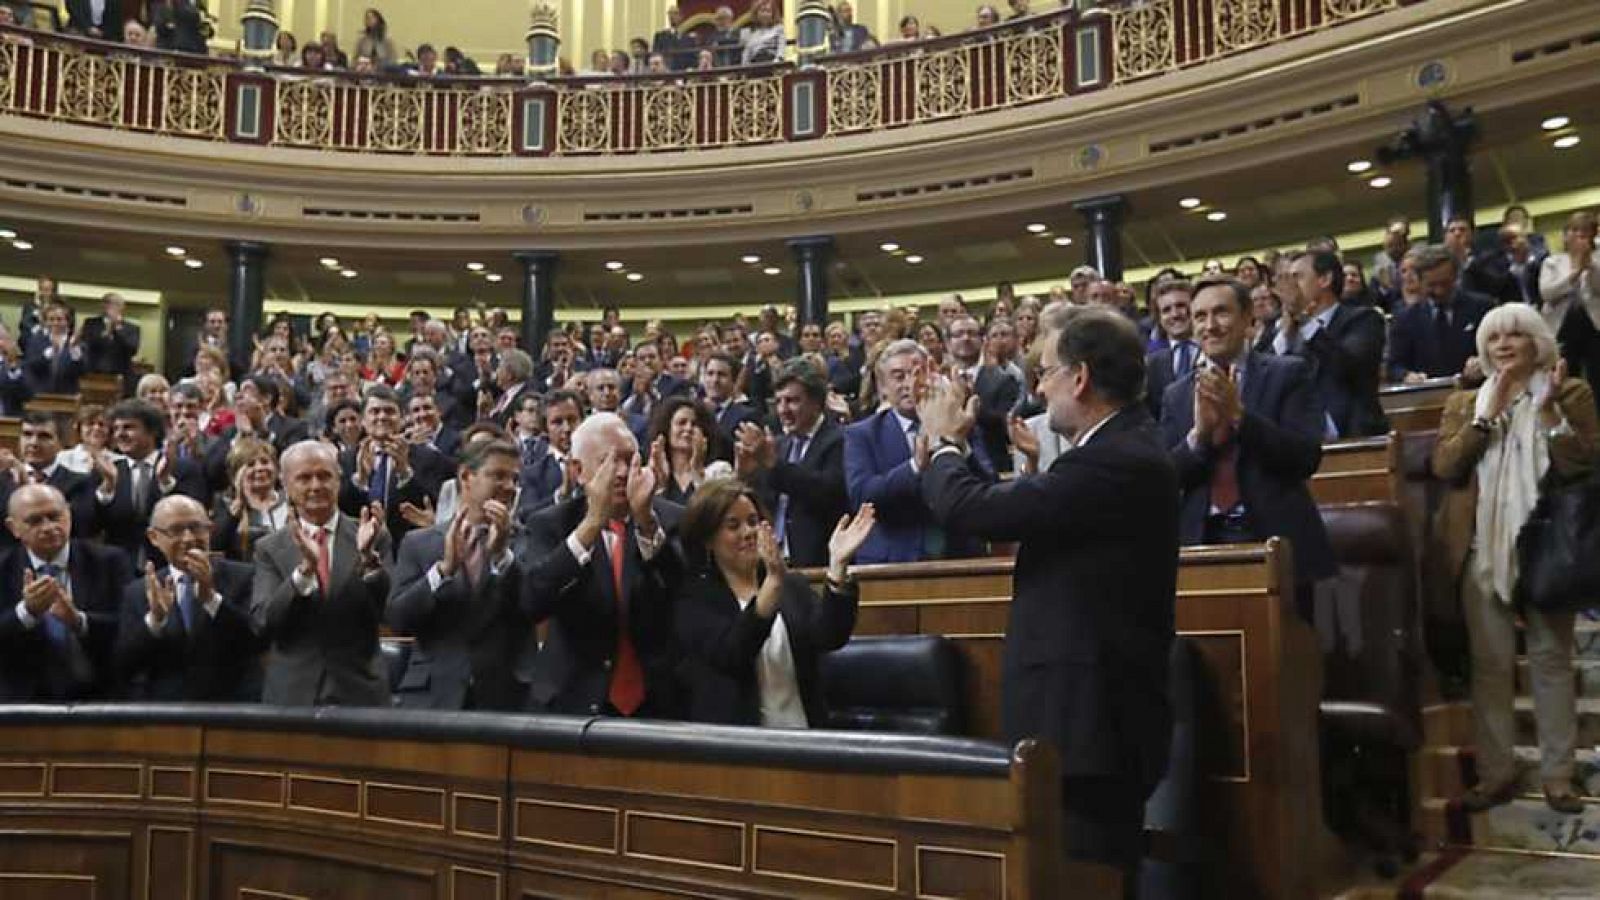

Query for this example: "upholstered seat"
[819,635,967,736]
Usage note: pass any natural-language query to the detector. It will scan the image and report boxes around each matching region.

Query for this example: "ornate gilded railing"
[0,1,1413,158]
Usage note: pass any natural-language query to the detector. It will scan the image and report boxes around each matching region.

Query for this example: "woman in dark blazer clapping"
[675,478,876,728]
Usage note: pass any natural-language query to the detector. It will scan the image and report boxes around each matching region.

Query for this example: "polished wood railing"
[0,0,1415,158]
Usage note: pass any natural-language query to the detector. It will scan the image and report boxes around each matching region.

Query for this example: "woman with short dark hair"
[675,478,875,727]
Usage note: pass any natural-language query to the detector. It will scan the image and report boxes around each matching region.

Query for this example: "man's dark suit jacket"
[1159,353,1337,586]
[971,367,1021,474]
[22,335,83,395]
[0,467,98,549]
[251,515,392,706]
[1464,252,1540,307]
[707,399,763,463]
[752,418,848,569]
[674,568,856,727]
[0,362,32,416]
[99,456,210,568]
[519,495,686,717]
[66,0,122,38]
[843,409,990,564]
[1387,292,1494,382]
[336,445,439,547]
[515,440,566,521]
[1262,303,1389,438]
[112,559,263,701]
[920,407,1177,792]
[0,541,133,701]
[155,0,207,54]
[80,315,140,379]
[386,522,534,711]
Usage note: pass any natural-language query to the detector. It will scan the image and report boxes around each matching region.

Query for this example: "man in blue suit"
[517,390,582,520]
[1388,244,1495,383]
[844,339,990,564]
[1160,277,1336,616]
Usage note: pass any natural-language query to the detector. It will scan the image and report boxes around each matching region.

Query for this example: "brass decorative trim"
[148,766,196,801]
[49,762,144,799]
[450,791,503,841]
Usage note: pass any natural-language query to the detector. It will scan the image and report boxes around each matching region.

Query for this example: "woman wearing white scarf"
[1431,303,1599,814]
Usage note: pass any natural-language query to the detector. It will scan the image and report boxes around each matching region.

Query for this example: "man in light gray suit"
[251,441,392,706]
[386,438,533,711]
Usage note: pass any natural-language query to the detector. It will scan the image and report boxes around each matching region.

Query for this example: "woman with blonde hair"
[211,436,289,561]
[1431,303,1598,814]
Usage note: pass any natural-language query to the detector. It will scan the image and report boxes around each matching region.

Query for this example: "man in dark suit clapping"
[735,359,848,569]
[113,496,262,701]
[252,441,392,707]
[918,308,1178,891]
[80,292,141,396]
[1388,244,1495,383]
[388,439,533,711]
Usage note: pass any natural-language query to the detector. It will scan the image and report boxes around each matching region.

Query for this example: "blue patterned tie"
[773,435,807,549]
[38,564,69,649]
[369,453,389,505]
[176,575,195,634]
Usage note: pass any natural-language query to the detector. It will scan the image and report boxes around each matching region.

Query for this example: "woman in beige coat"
[1431,303,1598,813]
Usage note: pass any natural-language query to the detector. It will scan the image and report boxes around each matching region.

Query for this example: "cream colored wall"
[199,0,1003,67]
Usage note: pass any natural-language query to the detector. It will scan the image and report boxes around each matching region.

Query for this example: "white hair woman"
[1431,302,1599,814]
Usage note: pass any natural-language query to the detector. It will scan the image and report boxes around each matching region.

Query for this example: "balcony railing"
[0,0,1409,158]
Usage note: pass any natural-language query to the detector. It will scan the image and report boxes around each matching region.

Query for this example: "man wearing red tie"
[520,413,685,718]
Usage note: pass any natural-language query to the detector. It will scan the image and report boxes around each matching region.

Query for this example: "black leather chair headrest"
[1320,502,1409,565]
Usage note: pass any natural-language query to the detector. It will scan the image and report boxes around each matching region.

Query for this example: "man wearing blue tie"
[338,385,433,547]
[0,484,133,700]
[1145,280,1198,419]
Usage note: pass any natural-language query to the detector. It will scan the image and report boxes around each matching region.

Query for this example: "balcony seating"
[818,635,967,736]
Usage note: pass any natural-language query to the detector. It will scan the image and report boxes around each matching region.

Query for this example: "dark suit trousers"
[1062,776,1148,900]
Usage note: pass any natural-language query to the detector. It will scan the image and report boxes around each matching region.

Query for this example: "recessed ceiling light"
[1346,160,1372,173]
[605,261,625,271]
[466,262,485,272]
[183,258,203,269]
[11,240,33,251]
[320,257,339,267]
[626,272,644,282]
[1025,223,1048,234]
[905,254,924,264]
[1205,211,1227,222]
[1178,197,1202,209]
[763,266,781,275]
[1369,176,1393,188]
[741,255,761,265]
[165,246,187,257]
[1542,116,1571,131]
[485,273,503,283]
[1053,236,1073,247]
[879,242,900,253]
[0,228,14,240]
[1554,135,1581,149]
[340,269,357,278]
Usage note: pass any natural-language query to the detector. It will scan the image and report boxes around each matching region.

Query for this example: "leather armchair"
[817,636,966,736]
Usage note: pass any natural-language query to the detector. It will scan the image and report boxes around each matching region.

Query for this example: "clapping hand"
[437,507,474,578]
[399,496,435,529]
[916,377,976,446]
[753,522,785,618]
[580,450,621,525]
[1007,416,1039,470]
[143,562,176,626]
[826,504,876,576]
[483,498,511,557]
[627,451,658,531]
[285,509,322,581]
[356,502,386,564]
[1535,359,1568,419]
[649,435,670,488]
[92,450,119,495]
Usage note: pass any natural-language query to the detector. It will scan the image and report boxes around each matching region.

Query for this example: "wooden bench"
[1380,377,1455,434]
[1311,432,1399,506]
[819,540,1323,899]
[24,392,79,416]
[79,372,123,407]
[0,416,17,453]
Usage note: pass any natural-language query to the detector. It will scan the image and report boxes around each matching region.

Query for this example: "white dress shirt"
[737,594,808,729]
[289,513,341,597]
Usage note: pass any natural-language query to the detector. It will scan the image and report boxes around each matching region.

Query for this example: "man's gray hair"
[1406,243,1456,273]
[875,338,927,374]
[571,412,638,465]
[499,348,534,381]
[280,440,338,476]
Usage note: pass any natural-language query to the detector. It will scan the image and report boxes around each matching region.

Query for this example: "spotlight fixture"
[1053,236,1073,247]
[183,259,203,269]
[626,272,644,282]
[0,228,15,240]
[320,257,340,267]
[1554,135,1581,149]
[340,269,358,278]
[879,242,900,253]
[1178,197,1202,209]
[11,240,33,251]
[466,262,485,272]
[1369,176,1393,188]
[165,246,187,257]
[1205,211,1228,222]
[485,273,503,283]
[905,254,925,264]
[605,261,625,271]
[741,255,761,264]
[763,266,781,276]
[1346,160,1373,173]
[1025,223,1048,234]
[1542,116,1571,131]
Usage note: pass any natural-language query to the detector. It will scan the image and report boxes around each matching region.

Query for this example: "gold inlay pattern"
[915,50,970,122]
[1325,0,1399,19]
[163,68,226,138]
[557,89,610,153]
[1004,31,1062,103]
[57,53,124,124]
[1215,0,1279,53]
[728,78,781,144]
[1112,0,1175,82]
[642,85,695,150]
[368,86,424,152]
[457,91,511,154]
[826,65,880,134]
[0,42,15,110]
[274,80,333,146]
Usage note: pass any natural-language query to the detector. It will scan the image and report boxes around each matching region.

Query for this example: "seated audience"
[675,478,874,727]
[114,495,262,701]
[1389,245,1494,383]
[252,441,391,706]
[1430,304,1598,815]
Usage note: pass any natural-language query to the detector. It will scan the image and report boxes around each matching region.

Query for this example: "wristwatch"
[1470,416,1495,434]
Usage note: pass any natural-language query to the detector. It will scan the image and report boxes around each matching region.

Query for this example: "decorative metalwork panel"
[1112,0,1176,82]
[0,41,15,111]
[274,79,333,146]
[457,91,511,154]
[1325,0,1399,20]
[826,65,880,134]
[557,89,610,153]
[57,53,123,125]
[163,68,226,138]
[915,50,970,122]
[1214,0,1279,53]
[728,78,782,144]
[1005,31,1063,103]
[642,84,694,150]
[368,86,424,152]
